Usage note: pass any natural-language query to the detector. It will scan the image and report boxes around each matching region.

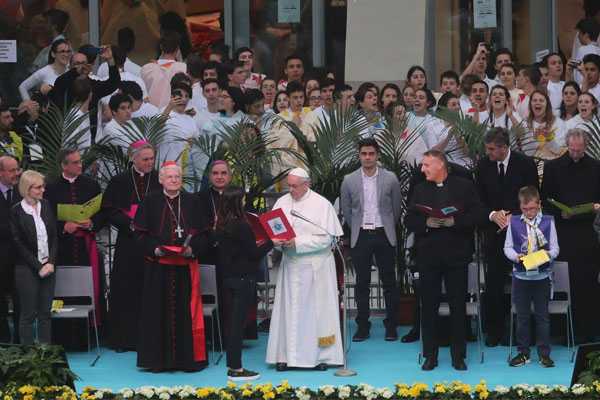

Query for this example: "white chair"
[198,264,224,364]
[52,266,100,366]
[419,261,484,364]
[508,261,575,362]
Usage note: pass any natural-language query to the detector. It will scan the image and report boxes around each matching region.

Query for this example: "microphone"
[290,210,336,237]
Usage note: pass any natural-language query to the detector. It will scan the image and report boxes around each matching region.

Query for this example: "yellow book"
[57,193,103,222]
[521,250,550,270]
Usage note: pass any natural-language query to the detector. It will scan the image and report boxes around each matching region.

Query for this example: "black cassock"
[102,168,161,350]
[44,175,108,348]
[541,153,600,337]
[134,189,209,370]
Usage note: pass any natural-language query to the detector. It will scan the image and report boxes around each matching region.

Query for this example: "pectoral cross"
[174,225,184,239]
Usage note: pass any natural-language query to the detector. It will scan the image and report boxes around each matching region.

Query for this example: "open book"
[547,198,595,216]
[412,203,464,219]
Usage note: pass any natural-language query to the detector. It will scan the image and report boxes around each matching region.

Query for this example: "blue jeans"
[514,277,551,358]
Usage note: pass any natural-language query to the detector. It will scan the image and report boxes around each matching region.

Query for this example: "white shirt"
[424,117,470,167]
[20,199,49,264]
[193,108,220,132]
[459,94,472,114]
[565,114,592,131]
[588,84,600,114]
[361,168,383,228]
[99,71,148,107]
[160,111,197,165]
[488,111,523,129]
[574,43,600,84]
[19,64,62,100]
[132,102,160,118]
[188,82,208,113]
[97,58,141,78]
[488,149,511,221]
[547,80,565,113]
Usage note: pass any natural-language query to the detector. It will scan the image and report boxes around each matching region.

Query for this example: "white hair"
[159,164,182,177]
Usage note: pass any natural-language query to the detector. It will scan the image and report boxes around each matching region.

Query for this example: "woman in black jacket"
[216,185,283,381]
[9,170,57,344]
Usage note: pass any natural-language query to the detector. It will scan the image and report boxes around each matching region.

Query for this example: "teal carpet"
[67,321,575,391]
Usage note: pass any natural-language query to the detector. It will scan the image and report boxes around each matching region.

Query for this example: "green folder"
[547,198,595,216]
[57,193,103,222]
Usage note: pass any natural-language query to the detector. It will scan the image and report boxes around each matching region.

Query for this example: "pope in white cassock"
[266,168,344,371]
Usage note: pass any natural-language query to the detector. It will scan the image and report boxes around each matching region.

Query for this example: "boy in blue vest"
[504,186,559,368]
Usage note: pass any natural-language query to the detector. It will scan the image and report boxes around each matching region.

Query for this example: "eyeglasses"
[288,182,308,189]
[219,95,232,100]
[521,206,538,212]
[30,184,45,190]
[309,96,322,101]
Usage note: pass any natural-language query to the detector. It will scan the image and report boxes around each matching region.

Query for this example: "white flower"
[572,385,586,395]
[158,393,170,400]
[553,384,569,393]
[337,386,351,399]
[319,385,335,396]
[119,389,134,399]
[376,388,394,399]
[493,385,509,394]
[94,391,103,399]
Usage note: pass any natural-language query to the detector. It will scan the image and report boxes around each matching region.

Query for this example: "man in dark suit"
[340,138,403,342]
[542,128,600,343]
[0,155,22,343]
[405,150,485,371]
[474,127,539,347]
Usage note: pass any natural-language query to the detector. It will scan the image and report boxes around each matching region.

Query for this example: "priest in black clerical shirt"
[102,141,161,352]
[405,150,485,372]
[541,128,600,343]
[44,148,107,340]
[133,161,208,372]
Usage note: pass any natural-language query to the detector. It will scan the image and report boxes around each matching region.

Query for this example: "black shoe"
[485,335,499,347]
[228,369,260,381]
[452,360,467,371]
[352,330,370,342]
[314,363,328,371]
[421,358,438,371]
[539,356,555,368]
[276,362,288,371]
[466,330,477,342]
[508,352,531,367]
[401,328,420,343]
[385,328,398,341]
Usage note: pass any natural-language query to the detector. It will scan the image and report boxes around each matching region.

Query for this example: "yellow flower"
[280,381,290,389]
[83,387,95,392]
[275,387,284,394]
[242,389,253,396]
[4,396,12,400]
[226,382,237,388]
[23,395,33,400]
[434,386,446,393]
[479,390,489,399]
[262,392,275,400]
[396,388,409,397]
[197,388,210,398]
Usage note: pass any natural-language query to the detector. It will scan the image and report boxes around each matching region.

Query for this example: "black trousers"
[0,258,20,343]
[350,229,398,331]
[483,232,512,338]
[15,263,56,345]
[420,263,467,362]
[224,276,256,370]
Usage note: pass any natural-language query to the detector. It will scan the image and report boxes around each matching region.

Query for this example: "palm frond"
[585,117,600,159]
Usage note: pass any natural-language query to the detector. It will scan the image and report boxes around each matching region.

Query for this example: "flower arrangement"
[3,381,600,400]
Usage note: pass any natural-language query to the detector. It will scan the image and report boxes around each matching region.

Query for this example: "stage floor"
[66,320,576,391]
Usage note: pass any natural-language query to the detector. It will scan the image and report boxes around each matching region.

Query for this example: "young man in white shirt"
[120,81,159,119]
[515,65,541,120]
[466,80,489,125]
[579,53,600,114]
[439,71,460,95]
[193,79,221,131]
[313,78,336,125]
[491,48,514,84]
[226,60,247,90]
[460,43,495,88]
[186,53,208,113]
[572,18,600,84]
[543,53,565,112]
[277,55,304,91]
[102,94,138,148]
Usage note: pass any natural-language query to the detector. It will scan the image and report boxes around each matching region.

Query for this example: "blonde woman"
[9,170,57,344]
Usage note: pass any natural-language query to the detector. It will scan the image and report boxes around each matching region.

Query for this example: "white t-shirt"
[523,117,567,160]
[565,114,593,131]
[425,117,471,167]
[132,102,160,118]
[159,111,197,165]
[547,80,565,113]
[193,108,220,132]
[487,111,523,129]
[188,82,208,113]
[588,84,600,114]
[19,64,61,100]
[574,43,600,85]
[97,58,142,78]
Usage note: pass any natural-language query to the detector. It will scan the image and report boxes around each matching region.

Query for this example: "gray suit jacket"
[340,167,402,247]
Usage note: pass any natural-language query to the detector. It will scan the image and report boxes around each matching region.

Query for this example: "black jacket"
[9,198,58,272]
[404,175,486,267]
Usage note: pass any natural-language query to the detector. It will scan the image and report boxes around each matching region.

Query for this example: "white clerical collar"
[293,189,312,203]
[62,173,78,183]
[163,189,180,199]
[133,166,145,177]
